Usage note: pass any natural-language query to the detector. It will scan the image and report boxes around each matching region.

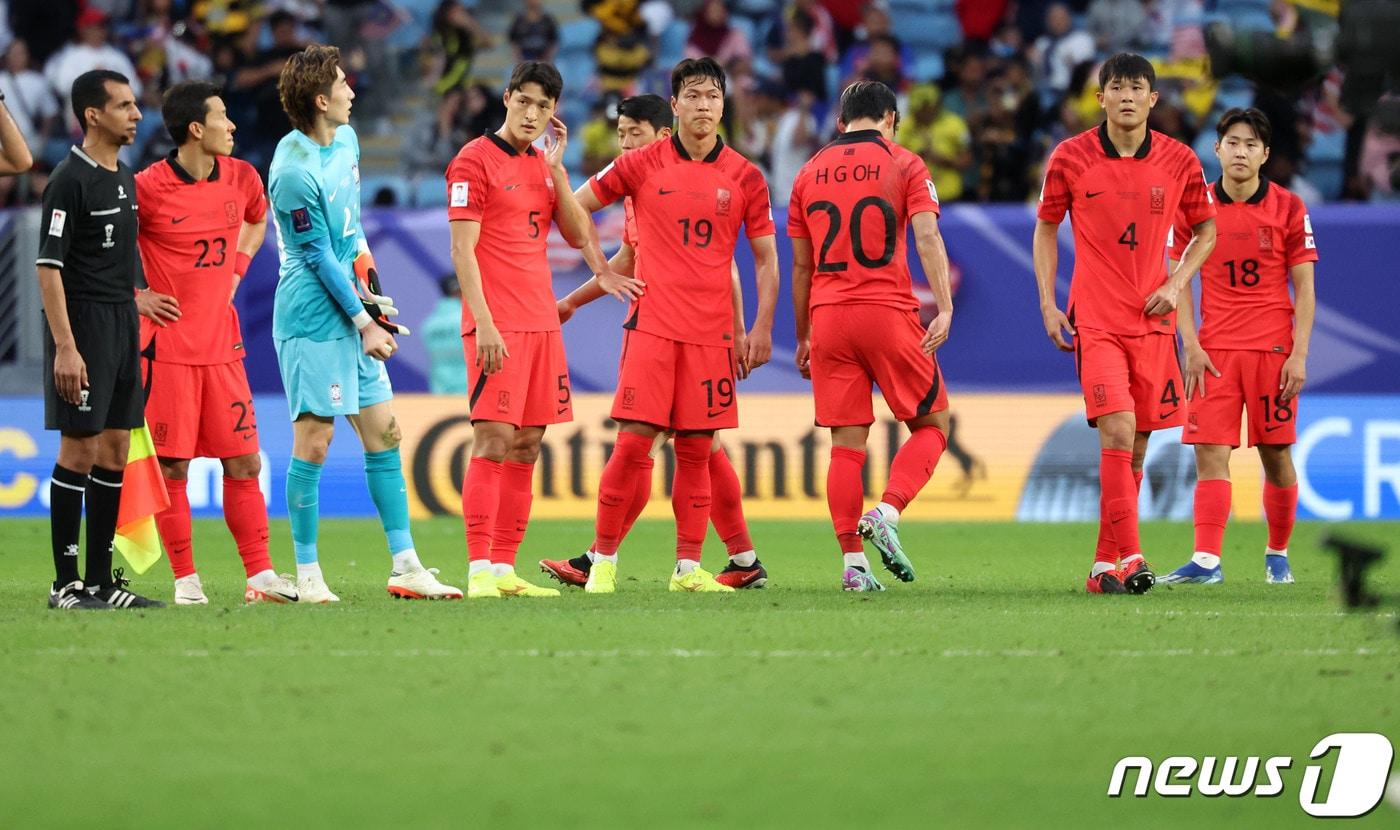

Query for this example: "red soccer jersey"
[135,153,266,365]
[1038,123,1216,336]
[588,135,774,347]
[1169,177,1317,353]
[786,129,940,312]
[446,133,559,334]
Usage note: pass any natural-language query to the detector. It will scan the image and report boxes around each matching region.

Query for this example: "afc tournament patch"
[716,188,731,216]
[292,207,312,233]
[450,182,469,207]
[48,209,66,237]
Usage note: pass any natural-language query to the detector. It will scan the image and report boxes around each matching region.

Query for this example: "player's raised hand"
[921,310,952,354]
[474,320,509,374]
[359,319,397,361]
[136,288,181,327]
[596,267,644,302]
[732,329,750,379]
[53,343,88,406]
[1279,353,1306,402]
[795,340,811,380]
[1041,305,1075,352]
[542,116,568,169]
[1143,284,1179,316]
[1183,344,1220,400]
[744,326,771,372]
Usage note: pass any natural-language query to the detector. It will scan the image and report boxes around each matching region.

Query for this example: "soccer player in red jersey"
[788,81,954,592]
[1033,53,1218,595]
[540,94,766,590]
[135,81,299,605]
[572,58,779,594]
[1159,108,1317,586]
[447,62,627,599]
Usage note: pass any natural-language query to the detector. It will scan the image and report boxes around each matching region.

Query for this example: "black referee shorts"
[43,299,144,433]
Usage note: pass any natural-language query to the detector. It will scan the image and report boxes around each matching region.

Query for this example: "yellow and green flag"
[113,424,169,574]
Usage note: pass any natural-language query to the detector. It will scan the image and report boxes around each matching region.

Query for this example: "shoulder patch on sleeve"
[291,207,311,233]
[450,181,469,207]
[48,209,66,237]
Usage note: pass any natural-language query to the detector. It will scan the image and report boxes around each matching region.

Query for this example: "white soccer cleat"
[297,573,341,604]
[245,573,300,604]
[387,567,464,600]
[174,573,209,605]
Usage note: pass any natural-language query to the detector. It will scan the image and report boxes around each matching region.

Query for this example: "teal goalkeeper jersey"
[269,125,367,341]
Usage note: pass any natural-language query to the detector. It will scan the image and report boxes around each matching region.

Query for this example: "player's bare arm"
[449,218,508,374]
[745,234,778,371]
[1146,218,1216,315]
[36,265,86,405]
[133,241,180,327]
[0,99,33,175]
[730,261,749,379]
[1280,261,1315,402]
[231,213,268,301]
[558,243,633,322]
[791,236,814,379]
[1172,260,1220,400]
[572,182,644,301]
[911,211,953,354]
[1032,218,1075,351]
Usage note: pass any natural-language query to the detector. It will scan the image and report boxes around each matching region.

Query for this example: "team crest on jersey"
[1150,186,1165,214]
[497,391,511,413]
[225,201,239,226]
[622,387,636,409]
[153,422,168,444]
[1257,227,1274,251]
[1093,384,1107,407]
[716,188,731,216]
[329,383,342,404]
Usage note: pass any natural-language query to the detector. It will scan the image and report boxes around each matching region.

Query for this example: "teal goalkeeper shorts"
[274,333,394,420]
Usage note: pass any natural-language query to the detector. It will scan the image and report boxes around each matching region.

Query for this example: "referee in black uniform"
[37,70,172,610]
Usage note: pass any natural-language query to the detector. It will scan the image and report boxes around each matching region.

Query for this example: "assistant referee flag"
[113,424,170,574]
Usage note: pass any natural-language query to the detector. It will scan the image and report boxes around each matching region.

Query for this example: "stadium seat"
[1192,127,1222,181]
[559,18,601,54]
[413,176,448,208]
[1305,127,1347,200]
[912,52,945,83]
[658,19,689,67]
[1217,0,1274,32]
[361,175,410,208]
[893,7,961,53]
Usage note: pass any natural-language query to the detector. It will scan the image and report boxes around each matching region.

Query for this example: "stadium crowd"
[0,0,1395,207]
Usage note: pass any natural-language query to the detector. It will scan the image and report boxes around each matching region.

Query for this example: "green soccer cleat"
[857,510,916,582]
[668,566,735,593]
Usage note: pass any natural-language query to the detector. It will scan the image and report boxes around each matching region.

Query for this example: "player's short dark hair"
[278,44,340,134]
[839,80,898,125]
[71,69,131,134]
[1098,52,1156,91]
[506,61,563,103]
[1216,106,1272,146]
[163,80,224,146]
[617,94,670,133]
[671,57,726,98]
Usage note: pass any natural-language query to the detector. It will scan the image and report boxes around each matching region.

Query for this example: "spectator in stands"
[943,47,991,127]
[768,0,836,64]
[739,80,817,204]
[422,275,469,396]
[121,0,213,90]
[229,10,304,172]
[1032,3,1094,94]
[779,9,829,103]
[580,94,621,177]
[849,34,905,93]
[897,83,972,203]
[958,0,1010,42]
[818,0,863,55]
[7,0,79,66]
[584,0,653,93]
[406,86,469,181]
[975,70,1036,201]
[840,4,911,86]
[1357,96,1400,200]
[1087,0,1147,53]
[430,0,493,96]
[685,0,753,67]
[0,40,58,168]
[509,0,559,64]
[461,81,505,142]
[45,6,142,134]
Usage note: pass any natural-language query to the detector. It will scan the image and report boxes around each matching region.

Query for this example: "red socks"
[1262,481,1298,551]
[491,461,534,568]
[1100,449,1140,558]
[672,436,712,562]
[463,457,503,562]
[223,476,272,577]
[1095,467,1144,564]
[880,426,946,511]
[1193,479,1231,555]
[158,476,195,579]
[594,432,654,555]
[708,446,752,555]
[828,446,866,554]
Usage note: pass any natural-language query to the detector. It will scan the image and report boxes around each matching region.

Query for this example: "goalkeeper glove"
[352,250,410,335]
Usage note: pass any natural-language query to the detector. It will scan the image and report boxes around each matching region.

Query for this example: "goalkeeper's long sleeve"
[303,233,373,330]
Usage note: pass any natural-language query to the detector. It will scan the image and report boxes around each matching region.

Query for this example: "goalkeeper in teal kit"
[268,45,461,602]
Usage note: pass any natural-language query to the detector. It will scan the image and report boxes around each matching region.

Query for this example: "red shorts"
[464,329,572,428]
[143,359,259,459]
[1075,327,1185,431]
[1184,349,1296,447]
[612,328,738,431]
[810,304,948,427]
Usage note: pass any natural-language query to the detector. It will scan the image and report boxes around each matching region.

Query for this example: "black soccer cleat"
[715,560,768,589]
[1120,558,1156,595]
[49,580,114,610]
[89,568,165,609]
[1085,570,1129,594]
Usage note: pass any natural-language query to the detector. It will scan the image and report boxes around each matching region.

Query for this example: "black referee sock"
[50,465,86,587]
[84,466,124,589]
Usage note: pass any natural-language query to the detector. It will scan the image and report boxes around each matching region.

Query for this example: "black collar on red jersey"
[1096,122,1152,159]
[829,129,892,155]
[671,133,725,163]
[1213,175,1270,205]
[487,131,537,157]
[165,150,221,183]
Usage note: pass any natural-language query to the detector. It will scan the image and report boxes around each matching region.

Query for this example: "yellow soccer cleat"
[494,570,561,598]
[585,560,617,594]
[467,569,501,599]
[669,566,736,593]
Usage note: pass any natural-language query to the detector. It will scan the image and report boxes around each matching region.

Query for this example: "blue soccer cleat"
[1265,554,1294,584]
[1158,560,1224,585]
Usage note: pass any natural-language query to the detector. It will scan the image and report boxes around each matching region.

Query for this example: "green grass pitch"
[2,517,1397,828]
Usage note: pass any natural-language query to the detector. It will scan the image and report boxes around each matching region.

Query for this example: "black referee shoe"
[49,580,113,610]
[89,568,165,609]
